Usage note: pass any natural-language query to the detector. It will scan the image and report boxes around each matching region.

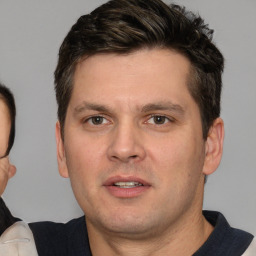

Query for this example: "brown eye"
[153,116,167,124]
[146,115,170,125]
[90,116,105,125]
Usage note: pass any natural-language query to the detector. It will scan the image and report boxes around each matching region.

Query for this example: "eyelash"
[82,114,174,126]
[83,115,109,125]
[146,115,174,125]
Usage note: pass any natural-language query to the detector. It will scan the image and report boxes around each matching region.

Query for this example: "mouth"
[113,181,143,188]
[104,176,149,187]
[103,176,150,198]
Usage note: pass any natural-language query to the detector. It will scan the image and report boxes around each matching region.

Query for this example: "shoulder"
[194,211,254,256]
[29,216,90,256]
[29,216,86,237]
[204,211,253,244]
[0,221,38,256]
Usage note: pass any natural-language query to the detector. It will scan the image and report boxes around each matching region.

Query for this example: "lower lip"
[104,185,150,198]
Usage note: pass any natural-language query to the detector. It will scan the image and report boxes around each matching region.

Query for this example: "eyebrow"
[73,101,185,116]
[141,102,185,115]
[74,102,111,115]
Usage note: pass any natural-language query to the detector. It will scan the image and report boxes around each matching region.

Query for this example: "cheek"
[64,135,107,184]
[147,136,205,214]
[0,130,9,156]
[147,133,205,183]
[0,173,8,195]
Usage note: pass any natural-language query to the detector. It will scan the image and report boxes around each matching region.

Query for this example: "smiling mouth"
[113,181,143,188]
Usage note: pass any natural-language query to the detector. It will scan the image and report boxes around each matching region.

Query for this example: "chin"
[96,211,160,237]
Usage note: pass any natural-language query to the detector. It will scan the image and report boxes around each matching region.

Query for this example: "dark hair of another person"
[54,0,224,140]
[0,83,16,158]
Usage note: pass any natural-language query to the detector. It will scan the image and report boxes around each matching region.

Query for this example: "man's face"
[0,99,11,158]
[57,49,218,237]
[0,99,12,195]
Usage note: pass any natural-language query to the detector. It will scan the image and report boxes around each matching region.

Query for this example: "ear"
[56,121,69,178]
[202,117,224,176]
[0,157,16,196]
[8,163,16,179]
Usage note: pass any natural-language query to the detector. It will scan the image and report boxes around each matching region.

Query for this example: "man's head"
[55,0,224,243]
[0,83,16,196]
[55,0,224,140]
[0,83,16,159]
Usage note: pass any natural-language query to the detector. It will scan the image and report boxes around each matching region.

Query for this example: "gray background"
[1,0,255,233]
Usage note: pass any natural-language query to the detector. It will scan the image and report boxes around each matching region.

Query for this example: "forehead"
[71,49,194,109]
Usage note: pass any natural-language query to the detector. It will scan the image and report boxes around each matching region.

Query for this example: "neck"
[87,212,213,256]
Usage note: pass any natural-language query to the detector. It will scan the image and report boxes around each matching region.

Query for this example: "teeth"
[114,181,143,188]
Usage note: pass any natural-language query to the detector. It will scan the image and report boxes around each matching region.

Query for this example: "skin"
[0,99,16,196]
[56,48,224,256]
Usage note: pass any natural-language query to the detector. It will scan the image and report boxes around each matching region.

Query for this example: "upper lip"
[103,176,151,186]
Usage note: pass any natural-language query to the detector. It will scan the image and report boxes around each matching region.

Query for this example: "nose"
[107,121,146,163]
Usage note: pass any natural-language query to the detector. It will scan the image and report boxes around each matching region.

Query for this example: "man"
[27,0,256,255]
[1,0,255,255]
[0,83,16,204]
[0,83,38,255]
[0,85,17,237]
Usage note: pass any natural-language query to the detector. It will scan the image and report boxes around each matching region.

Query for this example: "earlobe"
[56,121,69,178]
[202,118,224,176]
